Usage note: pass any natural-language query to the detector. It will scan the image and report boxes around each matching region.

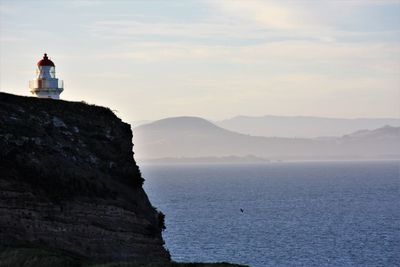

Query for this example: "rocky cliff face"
[0,93,170,263]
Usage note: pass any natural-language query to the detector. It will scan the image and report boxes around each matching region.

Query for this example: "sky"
[0,0,399,122]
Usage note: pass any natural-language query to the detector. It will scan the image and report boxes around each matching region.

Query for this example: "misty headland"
[133,116,400,163]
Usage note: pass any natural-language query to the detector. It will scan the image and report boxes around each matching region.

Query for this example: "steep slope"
[133,117,400,160]
[0,93,170,263]
[343,125,400,140]
[216,115,400,138]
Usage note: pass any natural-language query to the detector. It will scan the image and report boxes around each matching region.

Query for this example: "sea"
[141,161,400,267]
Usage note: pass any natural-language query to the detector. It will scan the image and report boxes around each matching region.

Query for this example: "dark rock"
[0,93,170,263]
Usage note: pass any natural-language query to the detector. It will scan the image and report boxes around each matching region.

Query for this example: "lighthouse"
[29,53,64,99]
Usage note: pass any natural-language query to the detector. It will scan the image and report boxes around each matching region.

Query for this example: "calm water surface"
[141,161,400,267]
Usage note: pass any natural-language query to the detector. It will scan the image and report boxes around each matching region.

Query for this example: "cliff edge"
[0,92,170,263]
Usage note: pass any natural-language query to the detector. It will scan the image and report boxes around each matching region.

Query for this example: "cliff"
[0,92,170,263]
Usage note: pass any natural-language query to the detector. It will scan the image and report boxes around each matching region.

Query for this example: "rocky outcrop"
[0,93,170,263]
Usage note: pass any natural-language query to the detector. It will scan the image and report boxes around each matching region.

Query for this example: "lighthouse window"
[49,67,56,78]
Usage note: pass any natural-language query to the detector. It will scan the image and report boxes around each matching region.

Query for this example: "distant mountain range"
[215,115,400,138]
[133,116,400,161]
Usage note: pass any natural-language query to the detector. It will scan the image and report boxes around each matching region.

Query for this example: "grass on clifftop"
[0,248,247,267]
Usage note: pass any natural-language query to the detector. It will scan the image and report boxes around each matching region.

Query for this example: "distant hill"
[344,125,400,140]
[215,115,400,138]
[133,117,400,161]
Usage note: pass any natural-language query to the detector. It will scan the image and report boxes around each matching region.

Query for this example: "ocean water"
[141,161,400,267]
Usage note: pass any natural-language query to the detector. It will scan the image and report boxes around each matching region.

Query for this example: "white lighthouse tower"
[29,53,64,99]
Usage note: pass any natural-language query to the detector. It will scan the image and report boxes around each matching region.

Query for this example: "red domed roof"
[37,53,55,67]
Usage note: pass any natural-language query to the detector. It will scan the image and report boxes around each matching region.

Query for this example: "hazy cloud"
[208,0,312,30]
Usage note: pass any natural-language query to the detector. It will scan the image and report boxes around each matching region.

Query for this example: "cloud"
[93,40,399,76]
[0,36,26,43]
[85,72,131,79]
[68,0,102,8]
[335,0,400,6]
[207,0,400,42]
[0,3,17,14]
[208,0,308,30]
[88,20,268,41]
